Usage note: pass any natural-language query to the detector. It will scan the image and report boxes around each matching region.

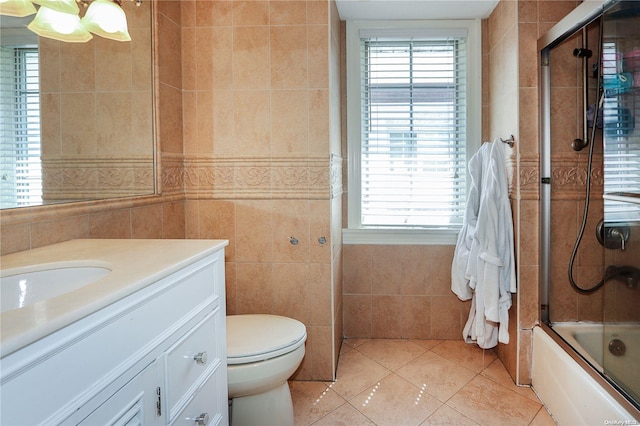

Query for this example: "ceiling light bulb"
[27,5,92,42]
[80,0,131,41]
[31,0,79,15]
[0,0,37,17]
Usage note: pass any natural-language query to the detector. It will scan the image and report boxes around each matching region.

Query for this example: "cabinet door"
[79,361,159,426]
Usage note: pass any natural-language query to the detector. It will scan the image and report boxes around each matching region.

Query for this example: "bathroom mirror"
[0,2,154,210]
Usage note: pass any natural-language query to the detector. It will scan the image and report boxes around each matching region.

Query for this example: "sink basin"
[0,263,111,313]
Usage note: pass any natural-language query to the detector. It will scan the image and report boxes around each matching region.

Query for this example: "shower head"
[573,48,593,58]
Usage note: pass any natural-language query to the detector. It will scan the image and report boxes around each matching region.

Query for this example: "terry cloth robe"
[451,142,489,301]
[452,140,516,349]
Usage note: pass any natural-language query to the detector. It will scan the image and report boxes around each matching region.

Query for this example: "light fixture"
[27,5,92,42]
[80,0,130,42]
[30,0,78,14]
[0,0,139,43]
[0,0,36,17]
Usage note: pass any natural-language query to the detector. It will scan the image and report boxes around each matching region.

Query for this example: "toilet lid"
[226,314,307,365]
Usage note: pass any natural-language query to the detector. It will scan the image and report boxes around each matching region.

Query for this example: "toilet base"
[230,382,294,426]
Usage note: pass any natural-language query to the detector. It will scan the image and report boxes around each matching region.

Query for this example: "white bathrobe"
[451,139,516,349]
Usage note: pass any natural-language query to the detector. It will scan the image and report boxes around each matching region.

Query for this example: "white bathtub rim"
[551,321,604,373]
[532,325,638,425]
[551,321,640,375]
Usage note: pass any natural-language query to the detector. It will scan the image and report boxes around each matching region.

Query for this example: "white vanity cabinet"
[0,241,228,426]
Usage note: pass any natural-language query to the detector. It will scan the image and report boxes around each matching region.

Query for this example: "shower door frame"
[537,0,640,416]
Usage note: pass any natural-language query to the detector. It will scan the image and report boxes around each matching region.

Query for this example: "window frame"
[344,20,482,245]
[0,46,42,209]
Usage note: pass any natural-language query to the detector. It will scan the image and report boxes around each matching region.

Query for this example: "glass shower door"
[601,0,640,406]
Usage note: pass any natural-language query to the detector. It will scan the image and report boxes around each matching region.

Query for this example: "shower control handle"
[596,219,630,251]
[610,228,626,251]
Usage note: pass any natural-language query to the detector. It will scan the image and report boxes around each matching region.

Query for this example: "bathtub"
[532,325,639,425]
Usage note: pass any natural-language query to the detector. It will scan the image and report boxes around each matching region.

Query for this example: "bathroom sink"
[0,263,111,313]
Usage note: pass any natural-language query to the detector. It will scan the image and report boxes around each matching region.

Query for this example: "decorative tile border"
[41,156,154,201]
[518,153,604,201]
[163,154,344,200]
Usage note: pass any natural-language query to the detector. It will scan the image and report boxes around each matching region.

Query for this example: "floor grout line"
[293,338,554,426]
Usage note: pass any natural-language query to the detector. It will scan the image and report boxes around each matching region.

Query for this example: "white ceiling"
[335,0,500,21]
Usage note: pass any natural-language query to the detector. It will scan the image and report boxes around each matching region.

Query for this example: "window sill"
[342,228,459,245]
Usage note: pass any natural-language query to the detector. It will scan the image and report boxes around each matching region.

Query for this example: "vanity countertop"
[0,239,228,358]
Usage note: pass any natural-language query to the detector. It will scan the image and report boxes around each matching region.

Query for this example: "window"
[0,46,42,208]
[345,21,481,244]
[602,41,640,224]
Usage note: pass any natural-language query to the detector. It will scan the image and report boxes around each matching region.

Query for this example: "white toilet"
[226,314,307,426]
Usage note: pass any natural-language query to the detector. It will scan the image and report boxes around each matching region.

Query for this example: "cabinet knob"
[193,351,208,364]
[195,412,209,425]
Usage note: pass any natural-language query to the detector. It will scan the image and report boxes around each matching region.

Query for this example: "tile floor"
[290,338,557,426]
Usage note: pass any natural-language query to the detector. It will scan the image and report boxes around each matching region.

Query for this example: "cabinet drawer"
[165,308,223,422]
[169,365,228,426]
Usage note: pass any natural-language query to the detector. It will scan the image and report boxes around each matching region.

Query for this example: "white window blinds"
[359,35,468,229]
[602,42,640,223]
[0,46,42,209]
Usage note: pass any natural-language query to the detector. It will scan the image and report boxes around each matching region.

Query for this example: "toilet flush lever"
[193,351,207,365]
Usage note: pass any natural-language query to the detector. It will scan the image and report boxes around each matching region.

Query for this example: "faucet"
[606,265,640,289]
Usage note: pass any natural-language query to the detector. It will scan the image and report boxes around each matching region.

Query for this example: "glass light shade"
[27,6,92,42]
[80,0,130,42]
[0,0,37,17]
[31,0,79,14]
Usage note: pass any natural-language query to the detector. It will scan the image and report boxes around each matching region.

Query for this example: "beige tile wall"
[342,245,471,340]
[180,0,341,381]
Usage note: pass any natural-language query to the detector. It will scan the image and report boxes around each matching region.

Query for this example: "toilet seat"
[227,314,306,365]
